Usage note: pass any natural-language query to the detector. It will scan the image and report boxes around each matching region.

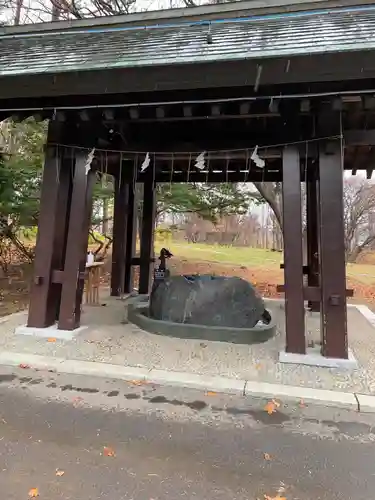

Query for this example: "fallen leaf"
[206,391,217,396]
[19,363,30,369]
[264,496,286,500]
[130,380,144,386]
[47,338,56,343]
[103,446,116,457]
[264,401,277,415]
[28,488,39,498]
[55,469,65,477]
[263,453,272,460]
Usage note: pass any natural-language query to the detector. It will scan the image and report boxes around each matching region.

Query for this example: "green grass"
[155,241,282,269]
[15,230,375,285]
[156,240,375,285]
[346,263,375,284]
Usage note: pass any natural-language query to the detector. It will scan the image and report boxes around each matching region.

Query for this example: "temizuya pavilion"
[1,0,375,363]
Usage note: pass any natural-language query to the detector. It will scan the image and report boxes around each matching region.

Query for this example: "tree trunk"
[102,198,109,235]
[13,0,23,25]
[253,181,283,232]
[51,1,61,20]
[101,175,109,236]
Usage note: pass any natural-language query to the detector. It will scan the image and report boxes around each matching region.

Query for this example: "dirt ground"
[0,263,32,317]
[1,254,375,318]
[170,258,375,308]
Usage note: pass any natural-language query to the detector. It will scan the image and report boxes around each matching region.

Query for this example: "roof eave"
[0,0,374,36]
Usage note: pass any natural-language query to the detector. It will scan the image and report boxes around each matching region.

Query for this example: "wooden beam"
[268,98,279,113]
[239,102,250,115]
[156,107,165,119]
[103,109,115,121]
[149,169,283,183]
[183,105,193,117]
[276,285,353,300]
[50,154,74,321]
[111,167,129,296]
[73,167,96,327]
[306,165,320,312]
[130,256,156,266]
[27,141,65,328]
[280,263,309,274]
[3,56,375,101]
[300,99,310,113]
[123,163,138,294]
[363,95,375,110]
[138,166,156,294]
[120,113,281,123]
[129,107,139,119]
[58,153,95,330]
[282,146,306,354]
[63,125,375,166]
[344,130,375,146]
[318,142,348,359]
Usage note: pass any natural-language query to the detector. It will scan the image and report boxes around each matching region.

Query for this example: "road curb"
[0,351,372,410]
[245,380,358,407]
[355,393,375,412]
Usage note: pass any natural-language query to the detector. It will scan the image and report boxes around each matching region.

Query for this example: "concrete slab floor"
[279,346,359,369]
[1,290,375,395]
[15,324,88,340]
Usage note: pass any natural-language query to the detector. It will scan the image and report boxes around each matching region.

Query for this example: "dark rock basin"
[150,274,270,328]
[128,275,276,345]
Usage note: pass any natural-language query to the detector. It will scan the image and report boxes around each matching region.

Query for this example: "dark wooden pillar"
[58,153,95,330]
[74,166,96,327]
[306,164,320,312]
[111,169,129,296]
[51,155,74,321]
[27,144,68,328]
[139,168,156,295]
[123,164,138,294]
[282,146,306,354]
[27,119,72,328]
[318,143,348,359]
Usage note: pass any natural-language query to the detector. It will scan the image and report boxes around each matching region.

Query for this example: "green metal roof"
[1,4,375,76]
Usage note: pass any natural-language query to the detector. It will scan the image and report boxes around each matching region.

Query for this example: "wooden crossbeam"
[276,285,353,299]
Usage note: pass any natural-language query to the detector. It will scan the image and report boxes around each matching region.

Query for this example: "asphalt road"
[1,366,375,500]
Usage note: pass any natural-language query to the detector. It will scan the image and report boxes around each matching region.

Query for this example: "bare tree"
[2,0,138,23]
[2,0,239,23]
[252,177,375,263]
[253,181,283,231]
[13,0,23,23]
[343,177,375,262]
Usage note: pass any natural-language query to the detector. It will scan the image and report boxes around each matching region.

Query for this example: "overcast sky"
[0,0,201,24]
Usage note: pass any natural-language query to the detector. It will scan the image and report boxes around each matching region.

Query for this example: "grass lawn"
[156,240,375,286]
[156,241,282,268]
[346,263,375,285]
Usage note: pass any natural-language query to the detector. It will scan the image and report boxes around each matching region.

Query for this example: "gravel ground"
[0,292,375,394]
